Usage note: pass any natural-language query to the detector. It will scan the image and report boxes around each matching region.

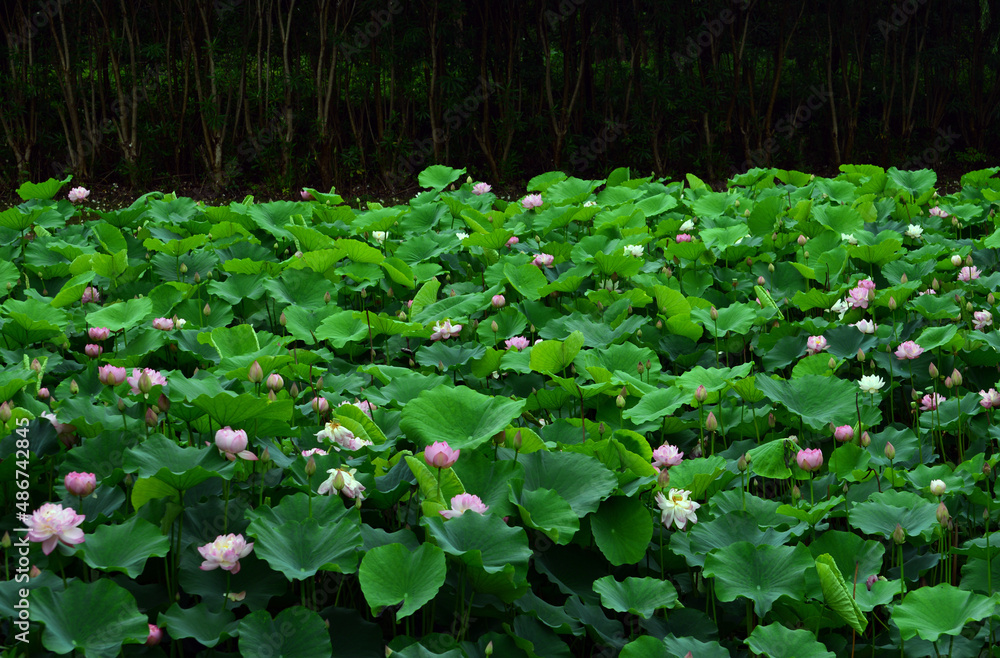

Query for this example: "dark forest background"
[1,0,999,202]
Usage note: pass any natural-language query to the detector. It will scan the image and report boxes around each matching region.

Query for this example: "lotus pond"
[3,165,1000,657]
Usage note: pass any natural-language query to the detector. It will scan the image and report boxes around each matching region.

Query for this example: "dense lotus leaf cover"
[3,165,1000,655]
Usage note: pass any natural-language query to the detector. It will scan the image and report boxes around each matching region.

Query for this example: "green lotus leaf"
[519,451,617,517]
[32,579,149,657]
[815,554,867,633]
[79,516,170,578]
[591,496,654,566]
[399,384,525,450]
[422,511,532,576]
[359,543,446,619]
[238,607,333,657]
[891,583,997,642]
[755,373,858,430]
[593,575,679,618]
[850,490,938,539]
[509,483,579,544]
[703,541,814,616]
[158,602,238,648]
[246,515,362,580]
[745,623,836,658]
[123,434,234,489]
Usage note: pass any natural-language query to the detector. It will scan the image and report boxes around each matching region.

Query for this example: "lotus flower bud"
[513,430,522,451]
[951,368,962,386]
[757,276,765,286]
[637,361,645,375]
[803,251,809,260]
[312,396,329,414]
[280,312,287,326]
[118,398,126,412]
[203,303,211,316]
[797,234,807,246]
[658,468,671,488]
[0,402,10,422]
[493,431,506,447]
[929,479,946,496]
[65,472,96,497]
[710,306,718,321]
[324,291,331,304]
[289,383,299,398]
[656,319,663,329]
[900,273,907,283]
[695,385,708,403]
[892,523,905,544]
[616,394,626,408]
[932,278,940,291]
[69,379,79,394]
[737,454,749,472]
[936,502,950,527]
[828,357,837,370]
[30,358,41,373]
[248,360,264,383]
[791,485,800,501]
[768,262,775,273]
[705,411,718,431]
[598,422,605,435]
[316,376,323,391]
[194,272,201,283]
[952,254,963,267]
[884,442,895,460]
[491,320,499,333]
[267,373,284,391]
[145,407,158,427]
[485,641,494,657]
[768,412,776,428]
[860,431,871,447]
[857,348,865,362]
[305,456,316,477]
[989,293,996,305]
[888,296,897,310]
[0,531,10,548]
[267,390,276,401]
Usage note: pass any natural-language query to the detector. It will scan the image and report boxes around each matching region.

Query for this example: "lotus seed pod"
[138,372,153,394]
[333,470,346,491]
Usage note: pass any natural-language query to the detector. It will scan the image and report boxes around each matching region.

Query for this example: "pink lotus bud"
[69,380,79,394]
[305,456,317,477]
[425,441,460,469]
[857,348,865,362]
[929,362,939,378]
[491,320,499,333]
[657,468,671,488]
[38,388,49,400]
[145,407,158,427]
[888,296,897,310]
[797,234,807,246]
[944,376,953,389]
[834,425,854,442]
[0,402,10,422]
[710,306,719,321]
[932,278,940,291]
[705,411,718,431]
[152,317,174,331]
[861,431,871,447]
[138,371,153,395]
[513,430,522,450]
[30,358,42,373]
[203,303,212,316]
[29,565,41,578]
[694,385,707,403]
[279,311,287,326]
[757,276,765,285]
[737,454,749,472]
[85,344,103,358]
[88,327,110,341]
[866,574,878,591]
[884,442,895,460]
[267,373,284,391]
[312,397,329,414]
[65,472,97,497]
[936,502,950,527]
[248,361,264,383]
[145,624,163,646]
[492,294,506,308]
[951,368,962,387]
[795,448,823,472]
[900,273,908,283]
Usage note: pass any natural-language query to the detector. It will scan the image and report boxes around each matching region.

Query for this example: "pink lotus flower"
[979,388,1000,409]
[806,336,829,355]
[145,624,164,646]
[266,373,284,391]
[316,420,372,451]
[300,189,313,200]
[974,311,993,331]
[522,194,543,210]
[84,344,103,358]
[25,502,86,555]
[847,287,870,309]
[317,467,366,500]
[312,397,330,414]
[505,336,530,351]
[920,393,946,412]
[834,425,854,442]
[430,319,462,341]
[41,411,76,437]
[440,493,489,519]
[64,472,97,497]
[214,427,257,461]
[127,368,167,395]
[655,488,701,530]
[853,319,876,334]
[929,206,949,218]
[301,447,328,457]
[338,399,376,418]
[532,253,554,268]
[675,233,693,243]
[652,443,684,470]
[472,182,492,195]
[98,364,127,386]
[858,279,876,291]
[425,441,460,469]
[198,533,254,574]
[81,286,100,304]
[88,327,110,341]
[68,187,90,203]
[491,294,506,308]
[152,317,174,331]
[795,448,823,472]
[958,266,981,282]
[895,341,924,360]
[506,236,519,247]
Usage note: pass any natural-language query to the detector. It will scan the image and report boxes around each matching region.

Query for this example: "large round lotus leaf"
[238,607,332,658]
[590,496,654,566]
[678,510,793,568]
[422,511,532,576]
[593,576,679,618]
[849,490,938,539]
[32,579,149,657]
[745,623,835,658]
[123,434,234,489]
[247,516,362,580]
[807,529,885,584]
[158,602,237,648]
[399,384,525,450]
[519,451,617,517]
[755,374,858,430]
[358,542,446,619]
[891,583,996,642]
[703,541,814,616]
[79,516,170,578]
[509,484,579,544]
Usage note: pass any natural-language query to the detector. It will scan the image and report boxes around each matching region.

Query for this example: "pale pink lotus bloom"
[338,399,376,418]
[198,533,254,574]
[98,364,127,386]
[317,467,366,500]
[796,448,824,472]
[806,336,829,355]
[68,187,90,203]
[522,194,543,210]
[316,420,372,452]
[301,189,314,200]
[41,411,76,437]
[834,425,854,442]
[675,234,693,243]
[64,472,97,497]
[472,182,492,195]
[652,443,684,470]
[917,288,937,296]
[958,266,981,282]
[81,286,100,304]
[532,253,554,268]
[301,447,328,458]
[847,287,869,309]
[214,427,257,461]
[655,489,701,530]
[853,319,876,334]
[25,502,86,555]
[84,344,103,358]
[919,392,945,412]
[929,206,949,218]
[88,327,110,341]
[974,311,993,331]
[145,624,164,646]
[152,317,174,331]
[929,479,947,496]
[895,341,924,360]
[506,236,519,247]
[979,388,1000,409]
[430,319,463,340]
[491,294,506,308]
[440,493,489,519]
[505,336,530,351]
[857,279,876,291]
[425,441,460,469]
[127,368,167,395]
